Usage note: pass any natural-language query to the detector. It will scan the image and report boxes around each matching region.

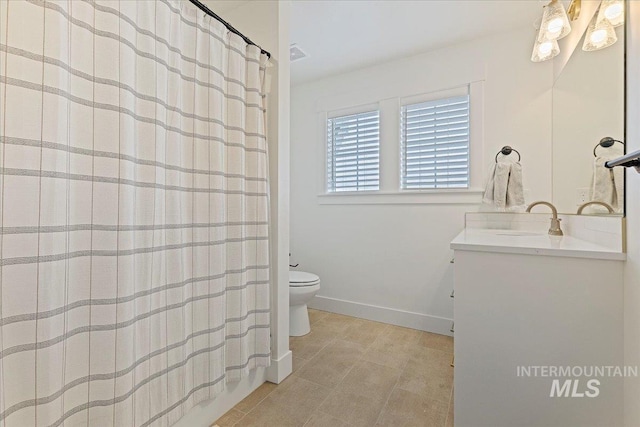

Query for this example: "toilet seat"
[289,271,320,287]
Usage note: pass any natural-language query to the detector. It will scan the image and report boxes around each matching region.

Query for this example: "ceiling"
[290,0,544,85]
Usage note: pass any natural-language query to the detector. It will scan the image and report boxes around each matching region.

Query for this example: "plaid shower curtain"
[0,1,271,425]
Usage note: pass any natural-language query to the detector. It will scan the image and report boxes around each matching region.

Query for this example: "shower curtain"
[0,0,271,426]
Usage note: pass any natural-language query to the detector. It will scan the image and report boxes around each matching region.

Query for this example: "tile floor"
[214,309,454,427]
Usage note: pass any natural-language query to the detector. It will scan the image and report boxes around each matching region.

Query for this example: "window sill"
[317,189,484,205]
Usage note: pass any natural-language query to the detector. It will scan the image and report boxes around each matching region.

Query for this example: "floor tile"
[340,318,388,347]
[213,408,245,427]
[296,339,368,388]
[371,327,422,356]
[376,388,448,427]
[407,346,453,373]
[292,355,309,374]
[318,388,386,427]
[397,368,453,403]
[308,308,329,325]
[313,312,356,335]
[388,345,453,404]
[239,377,330,426]
[290,328,335,360]
[380,325,422,345]
[418,331,454,353]
[233,382,277,413]
[335,360,401,402]
[233,403,300,427]
[303,411,349,427]
[361,346,410,370]
[445,391,454,427]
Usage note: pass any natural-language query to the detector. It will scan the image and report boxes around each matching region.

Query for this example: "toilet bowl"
[289,271,320,336]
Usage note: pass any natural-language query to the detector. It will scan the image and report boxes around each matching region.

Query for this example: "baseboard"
[266,350,293,384]
[309,295,454,337]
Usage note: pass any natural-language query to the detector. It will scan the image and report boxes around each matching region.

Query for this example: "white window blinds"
[401,95,470,189]
[327,110,380,192]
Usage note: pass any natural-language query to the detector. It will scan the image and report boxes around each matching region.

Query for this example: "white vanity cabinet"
[452,236,625,427]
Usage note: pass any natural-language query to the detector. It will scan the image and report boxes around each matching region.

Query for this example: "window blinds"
[327,110,380,192]
[401,95,470,189]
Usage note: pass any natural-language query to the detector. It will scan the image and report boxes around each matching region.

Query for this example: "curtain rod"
[188,0,272,59]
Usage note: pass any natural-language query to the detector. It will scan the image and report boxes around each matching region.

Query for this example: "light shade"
[583,11,617,51]
[537,0,572,42]
[531,39,560,62]
[597,0,624,27]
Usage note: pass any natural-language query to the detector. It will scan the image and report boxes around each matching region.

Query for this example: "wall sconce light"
[531,39,560,62]
[531,0,575,62]
[583,5,617,51]
[531,0,623,62]
[597,0,624,27]
[537,0,572,43]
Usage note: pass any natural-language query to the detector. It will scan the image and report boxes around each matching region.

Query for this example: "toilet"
[289,271,320,336]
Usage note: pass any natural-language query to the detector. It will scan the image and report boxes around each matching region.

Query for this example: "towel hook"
[593,137,625,157]
[495,146,521,163]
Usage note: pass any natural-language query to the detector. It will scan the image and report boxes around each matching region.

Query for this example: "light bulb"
[590,29,607,44]
[537,0,572,42]
[547,17,564,35]
[538,42,553,56]
[597,0,624,27]
[604,3,623,21]
[583,9,617,51]
[531,38,559,62]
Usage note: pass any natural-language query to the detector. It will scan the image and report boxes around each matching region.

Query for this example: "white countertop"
[451,228,626,261]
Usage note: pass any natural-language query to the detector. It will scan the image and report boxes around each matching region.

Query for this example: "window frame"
[318,82,485,205]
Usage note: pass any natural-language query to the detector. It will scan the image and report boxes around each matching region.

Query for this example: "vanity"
[449,1,630,424]
[451,212,625,427]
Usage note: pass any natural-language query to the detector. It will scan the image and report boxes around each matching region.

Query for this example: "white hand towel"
[506,162,525,210]
[484,162,510,209]
[483,162,520,210]
[613,165,623,213]
[482,163,497,205]
[591,156,623,213]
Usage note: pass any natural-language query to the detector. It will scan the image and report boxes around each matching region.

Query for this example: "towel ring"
[593,137,625,157]
[495,146,521,163]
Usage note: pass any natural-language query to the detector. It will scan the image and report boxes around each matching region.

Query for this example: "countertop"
[450,228,626,261]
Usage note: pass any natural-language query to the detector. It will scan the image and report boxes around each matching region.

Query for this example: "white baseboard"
[309,295,454,337]
[266,350,293,384]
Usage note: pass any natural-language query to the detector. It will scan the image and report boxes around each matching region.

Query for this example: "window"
[401,95,470,189]
[327,110,380,192]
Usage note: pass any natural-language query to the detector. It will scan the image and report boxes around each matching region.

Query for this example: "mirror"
[552,23,625,214]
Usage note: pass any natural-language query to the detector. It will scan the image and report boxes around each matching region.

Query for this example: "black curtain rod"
[188,0,272,59]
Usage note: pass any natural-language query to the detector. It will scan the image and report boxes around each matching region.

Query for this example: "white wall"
[175,2,292,426]
[291,29,553,334]
[624,3,640,426]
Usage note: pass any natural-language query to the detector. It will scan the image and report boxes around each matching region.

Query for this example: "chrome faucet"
[577,201,614,215]
[526,201,564,236]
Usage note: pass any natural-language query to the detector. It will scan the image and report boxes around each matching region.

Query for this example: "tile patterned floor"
[214,309,454,427]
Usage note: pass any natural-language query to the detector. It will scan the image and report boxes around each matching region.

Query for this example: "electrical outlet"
[576,188,590,205]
